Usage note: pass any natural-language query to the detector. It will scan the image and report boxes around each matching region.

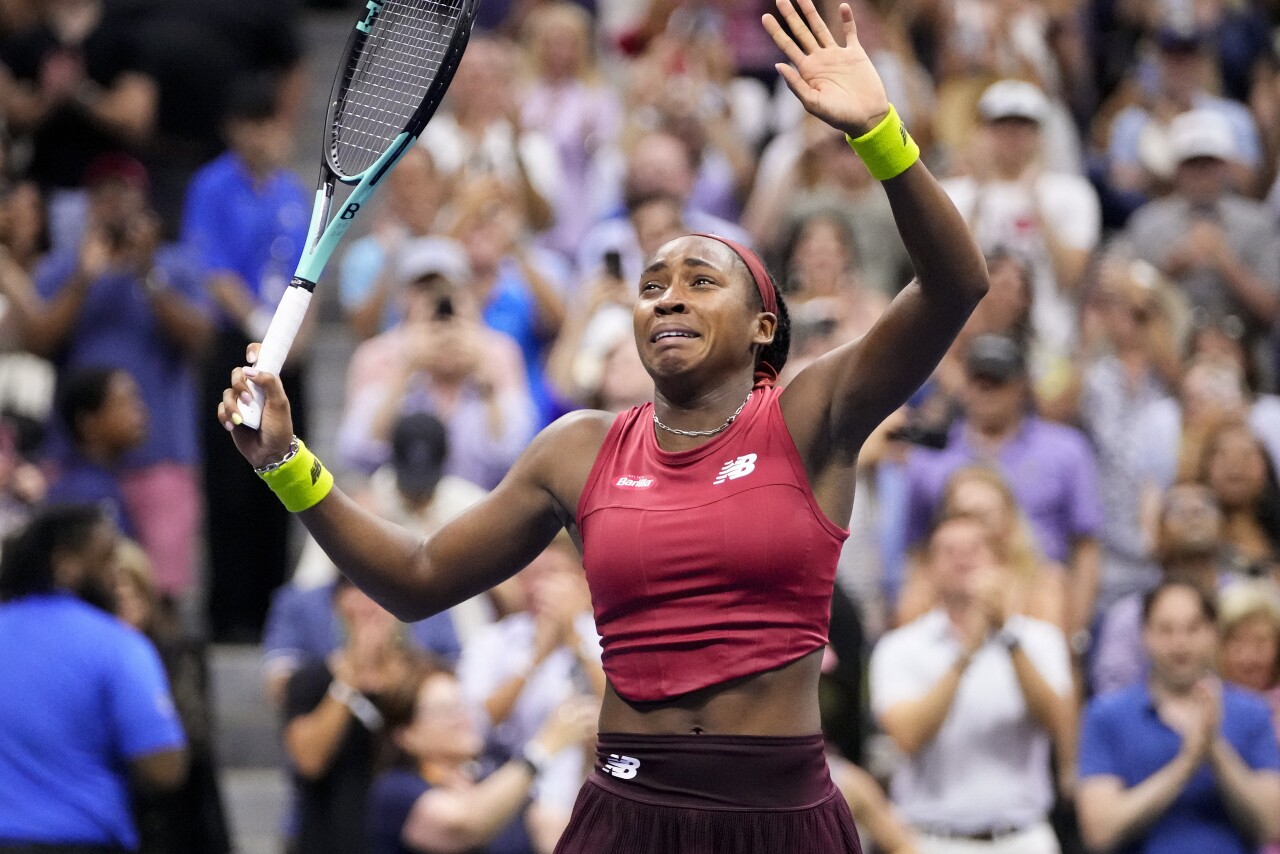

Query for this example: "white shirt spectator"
[458,611,601,753]
[419,116,563,210]
[870,610,1071,834]
[943,173,1100,351]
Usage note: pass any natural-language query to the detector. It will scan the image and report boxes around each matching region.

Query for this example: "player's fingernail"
[231,413,243,426]
[244,367,259,377]
[223,420,235,432]
[247,350,257,364]
[240,392,252,406]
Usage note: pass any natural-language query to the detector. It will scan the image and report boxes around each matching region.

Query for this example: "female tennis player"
[219,1,987,850]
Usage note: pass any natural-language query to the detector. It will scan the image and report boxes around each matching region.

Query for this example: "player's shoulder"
[535,408,617,455]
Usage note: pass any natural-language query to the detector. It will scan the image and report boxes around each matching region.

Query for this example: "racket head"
[324,0,480,182]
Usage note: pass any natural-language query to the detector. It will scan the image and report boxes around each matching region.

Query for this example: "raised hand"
[217,342,296,469]
[763,0,890,138]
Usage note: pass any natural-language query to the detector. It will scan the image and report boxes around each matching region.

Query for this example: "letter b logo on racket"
[339,203,361,220]
[604,754,640,780]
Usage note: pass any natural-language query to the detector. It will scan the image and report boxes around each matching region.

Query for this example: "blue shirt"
[34,245,209,468]
[181,151,311,323]
[262,582,461,675]
[44,453,135,537]
[481,259,559,426]
[0,594,186,848]
[1078,682,1280,854]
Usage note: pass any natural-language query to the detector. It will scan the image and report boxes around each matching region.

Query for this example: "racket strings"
[332,0,462,177]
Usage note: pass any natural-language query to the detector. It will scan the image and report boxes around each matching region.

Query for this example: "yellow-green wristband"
[256,438,334,513]
[846,104,920,181]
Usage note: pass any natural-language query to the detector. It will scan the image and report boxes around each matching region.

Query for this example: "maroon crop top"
[575,385,849,702]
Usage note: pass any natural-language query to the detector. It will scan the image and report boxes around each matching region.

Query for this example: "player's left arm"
[766,1,987,467]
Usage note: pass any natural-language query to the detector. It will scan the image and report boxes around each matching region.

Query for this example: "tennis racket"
[240,0,480,429]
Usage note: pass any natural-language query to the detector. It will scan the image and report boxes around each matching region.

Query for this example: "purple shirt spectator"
[905,417,1103,563]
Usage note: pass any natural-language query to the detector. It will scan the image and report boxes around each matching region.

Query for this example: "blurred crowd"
[0,0,1279,852]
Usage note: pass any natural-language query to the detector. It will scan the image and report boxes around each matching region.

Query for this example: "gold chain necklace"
[653,392,752,438]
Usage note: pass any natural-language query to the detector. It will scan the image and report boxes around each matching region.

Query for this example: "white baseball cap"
[395,236,471,285]
[977,80,1049,124]
[1168,109,1236,164]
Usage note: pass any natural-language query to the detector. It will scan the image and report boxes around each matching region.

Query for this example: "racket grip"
[240,283,314,431]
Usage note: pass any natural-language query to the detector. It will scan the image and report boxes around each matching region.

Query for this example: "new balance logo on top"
[603,754,640,779]
[714,453,757,485]
[615,475,655,489]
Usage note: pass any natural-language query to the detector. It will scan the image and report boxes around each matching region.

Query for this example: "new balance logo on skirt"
[714,453,757,484]
[603,754,640,779]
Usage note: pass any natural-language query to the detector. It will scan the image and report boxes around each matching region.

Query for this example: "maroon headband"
[691,233,778,317]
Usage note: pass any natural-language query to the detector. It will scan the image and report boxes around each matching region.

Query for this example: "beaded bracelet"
[846,104,920,182]
[255,436,334,513]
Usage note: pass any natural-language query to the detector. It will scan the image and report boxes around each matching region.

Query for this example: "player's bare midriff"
[597,647,825,736]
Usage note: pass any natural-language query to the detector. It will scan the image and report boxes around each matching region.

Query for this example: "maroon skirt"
[553,733,862,854]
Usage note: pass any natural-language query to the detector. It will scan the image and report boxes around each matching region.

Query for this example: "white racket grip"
[240,285,314,431]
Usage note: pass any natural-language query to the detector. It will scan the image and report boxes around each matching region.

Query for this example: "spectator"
[129,0,306,233]
[518,2,621,257]
[183,72,311,640]
[1124,109,1280,339]
[367,664,597,854]
[457,539,603,759]
[283,576,419,854]
[546,192,683,407]
[904,334,1103,644]
[338,148,453,341]
[262,571,460,714]
[777,208,889,381]
[45,366,146,535]
[456,539,603,850]
[744,115,912,297]
[0,0,158,250]
[1218,580,1280,719]
[114,538,231,854]
[1077,580,1280,853]
[1218,579,1280,854]
[870,512,1073,853]
[1092,482,1234,696]
[942,79,1101,352]
[0,178,48,275]
[897,465,1066,630]
[335,239,536,490]
[1106,29,1262,201]
[1076,253,1181,611]
[24,152,211,596]
[933,248,1072,416]
[449,177,568,427]
[618,29,757,224]
[575,129,751,287]
[419,33,560,233]
[262,414,473,707]
[0,504,188,851]
[1197,419,1280,570]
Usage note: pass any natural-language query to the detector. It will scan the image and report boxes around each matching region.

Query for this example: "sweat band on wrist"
[257,437,333,512]
[846,104,920,181]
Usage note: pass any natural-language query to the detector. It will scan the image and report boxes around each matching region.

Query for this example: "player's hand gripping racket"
[240,0,479,429]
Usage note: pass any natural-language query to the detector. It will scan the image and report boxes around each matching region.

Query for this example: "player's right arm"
[219,358,597,623]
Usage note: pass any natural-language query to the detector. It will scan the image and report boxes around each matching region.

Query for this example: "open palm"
[764,0,890,138]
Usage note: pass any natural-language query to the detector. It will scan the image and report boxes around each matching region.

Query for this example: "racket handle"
[240,282,314,431]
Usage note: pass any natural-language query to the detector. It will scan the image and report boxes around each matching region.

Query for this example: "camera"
[435,296,455,320]
[886,421,950,450]
[603,250,623,281]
